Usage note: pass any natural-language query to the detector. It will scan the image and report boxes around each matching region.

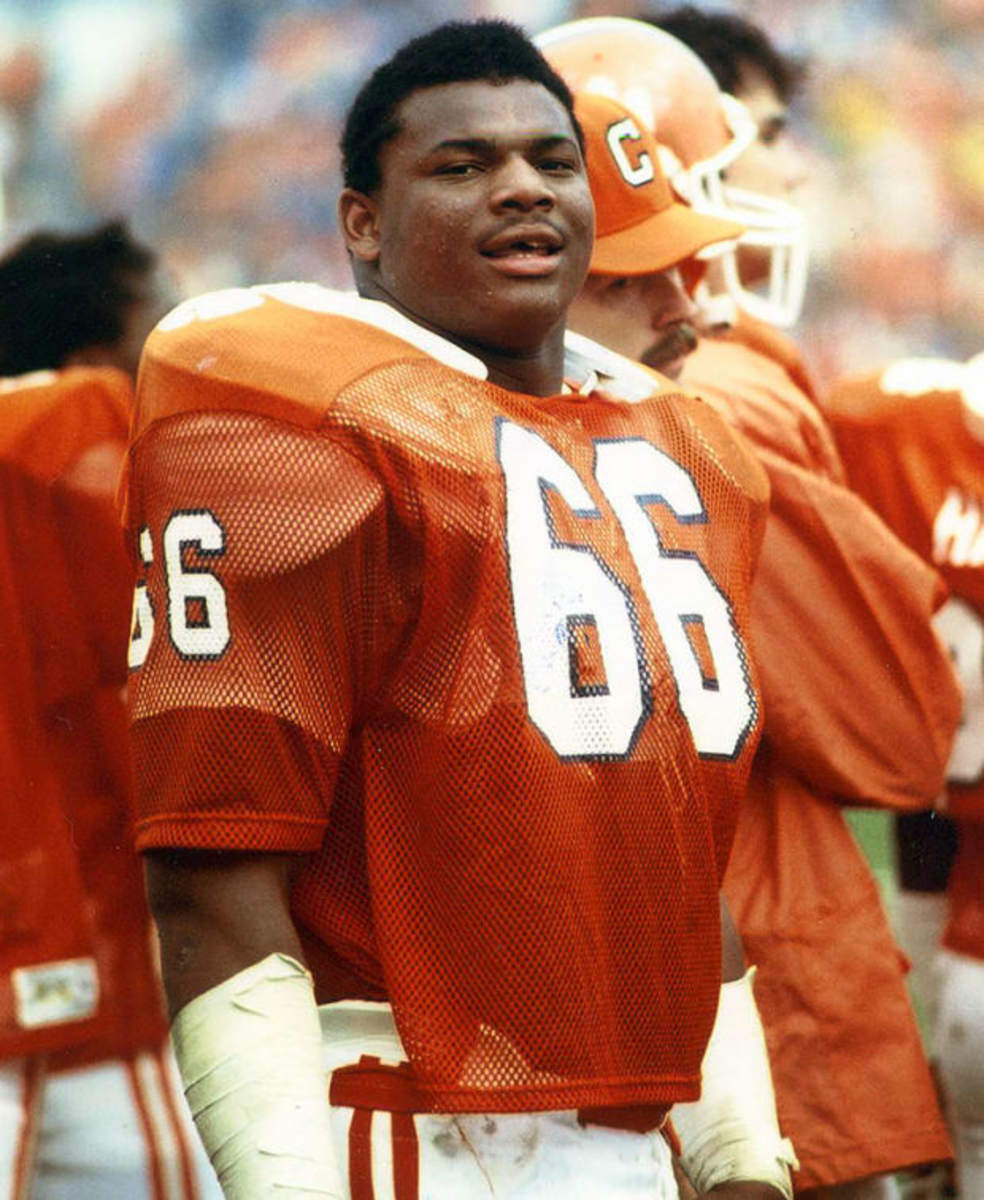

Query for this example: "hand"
[705,1180,787,1200]
[703,1184,788,1200]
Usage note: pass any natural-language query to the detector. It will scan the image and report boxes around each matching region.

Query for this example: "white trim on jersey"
[563,329,666,403]
[154,281,667,408]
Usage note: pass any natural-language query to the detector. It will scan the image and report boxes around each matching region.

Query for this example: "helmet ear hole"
[537,16,810,327]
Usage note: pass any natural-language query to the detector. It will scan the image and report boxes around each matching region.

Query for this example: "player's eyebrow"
[427,134,579,155]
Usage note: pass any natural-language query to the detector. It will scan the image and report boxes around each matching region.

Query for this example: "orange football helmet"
[537,17,809,327]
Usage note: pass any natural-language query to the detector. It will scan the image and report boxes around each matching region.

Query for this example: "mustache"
[641,321,699,374]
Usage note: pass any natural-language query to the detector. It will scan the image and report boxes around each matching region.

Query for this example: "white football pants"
[937,949,984,1200]
[0,1042,221,1199]
[320,1000,680,1200]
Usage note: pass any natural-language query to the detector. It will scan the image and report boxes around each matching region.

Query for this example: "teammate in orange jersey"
[0,222,220,1199]
[825,354,984,1198]
[122,19,796,1200]
[565,91,743,385]
[650,6,963,1094]
[542,16,960,1199]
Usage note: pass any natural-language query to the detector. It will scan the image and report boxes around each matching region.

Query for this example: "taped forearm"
[171,952,342,1198]
[672,968,797,1199]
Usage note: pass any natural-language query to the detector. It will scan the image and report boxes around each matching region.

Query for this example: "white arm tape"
[671,968,798,1198]
[170,952,342,1199]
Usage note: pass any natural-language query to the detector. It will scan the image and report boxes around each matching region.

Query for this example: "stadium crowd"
[0,0,981,380]
[1,2,983,1199]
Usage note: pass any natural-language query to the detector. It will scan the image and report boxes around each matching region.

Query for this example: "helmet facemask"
[665,94,809,328]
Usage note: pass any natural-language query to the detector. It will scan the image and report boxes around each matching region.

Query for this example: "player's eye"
[435,161,483,177]
[538,157,578,174]
[758,119,787,147]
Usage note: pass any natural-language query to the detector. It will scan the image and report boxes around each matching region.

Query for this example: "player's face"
[726,68,808,286]
[568,268,699,380]
[727,70,807,202]
[344,79,594,357]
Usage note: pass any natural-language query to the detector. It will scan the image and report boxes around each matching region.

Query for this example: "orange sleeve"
[125,404,393,851]
[750,449,960,809]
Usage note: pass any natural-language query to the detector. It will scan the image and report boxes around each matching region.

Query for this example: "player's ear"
[339,189,381,263]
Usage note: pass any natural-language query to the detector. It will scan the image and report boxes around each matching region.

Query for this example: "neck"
[355,277,567,397]
[466,326,567,396]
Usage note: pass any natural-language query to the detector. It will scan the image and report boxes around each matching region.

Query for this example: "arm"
[144,849,303,1018]
[123,329,389,1198]
[750,450,959,809]
[146,850,343,1199]
[671,895,796,1200]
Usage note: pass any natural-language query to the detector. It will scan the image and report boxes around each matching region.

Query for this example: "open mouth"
[481,225,563,256]
[479,227,565,276]
[481,240,559,259]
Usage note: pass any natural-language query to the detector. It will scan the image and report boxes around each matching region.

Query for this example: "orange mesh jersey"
[123,284,769,1117]
[0,421,97,1059]
[729,311,821,410]
[0,366,167,1065]
[681,337,958,1187]
[826,358,984,963]
[684,315,842,483]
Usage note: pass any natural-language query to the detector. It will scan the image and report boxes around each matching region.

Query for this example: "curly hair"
[341,19,582,195]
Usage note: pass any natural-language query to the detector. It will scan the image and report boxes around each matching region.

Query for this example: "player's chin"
[482,281,575,341]
[488,249,586,302]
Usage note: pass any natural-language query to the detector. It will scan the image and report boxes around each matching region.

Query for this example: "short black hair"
[642,7,806,103]
[341,19,582,195]
[0,219,156,376]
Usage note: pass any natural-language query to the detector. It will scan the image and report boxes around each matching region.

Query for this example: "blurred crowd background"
[0,0,981,385]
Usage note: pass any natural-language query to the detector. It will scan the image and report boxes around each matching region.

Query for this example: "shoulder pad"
[137,284,488,433]
[0,367,130,480]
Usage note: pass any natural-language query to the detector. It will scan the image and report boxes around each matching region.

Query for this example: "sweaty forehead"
[390,79,577,156]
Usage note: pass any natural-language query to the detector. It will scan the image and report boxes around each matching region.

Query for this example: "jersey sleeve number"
[498,420,755,760]
[935,596,984,785]
[128,509,230,668]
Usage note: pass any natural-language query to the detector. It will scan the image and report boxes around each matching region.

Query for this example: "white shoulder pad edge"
[157,283,489,382]
[878,357,967,399]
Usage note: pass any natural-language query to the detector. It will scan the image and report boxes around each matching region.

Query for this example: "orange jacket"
[0,367,167,1065]
[825,360,984,965]
[681,322,957,1188]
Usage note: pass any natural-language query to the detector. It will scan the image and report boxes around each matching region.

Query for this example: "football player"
[649,3,962,1088]
[648,5,810,335]
[541,17,959,1199]
[124,19,794,1200]
[564,90,741,385]
[825,353,984,1198]
[0,222,220,1198]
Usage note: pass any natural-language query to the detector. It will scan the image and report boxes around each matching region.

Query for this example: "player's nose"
[647,271,699,328]
[490,154,555,213]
